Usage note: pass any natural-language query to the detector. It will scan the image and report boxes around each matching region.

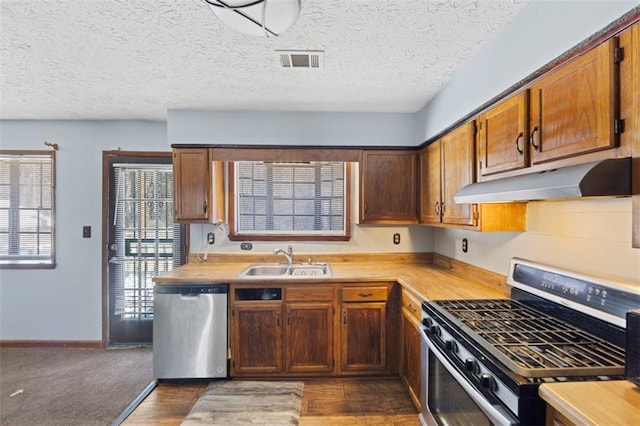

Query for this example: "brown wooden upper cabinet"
[173,147,225,223]
[478,38,621,179]
[360,150,418,224]
[420,121,475,226]
[477,91,529,177]
[529,38,620,164]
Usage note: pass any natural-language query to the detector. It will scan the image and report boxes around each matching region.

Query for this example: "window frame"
[228,161,351,241]
[0,150,56,269]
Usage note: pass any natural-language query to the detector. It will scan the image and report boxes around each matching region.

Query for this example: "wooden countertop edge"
[154,253,510,301]
[539,381,640,425]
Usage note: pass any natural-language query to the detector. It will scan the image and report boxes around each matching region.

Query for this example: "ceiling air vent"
[277,50,323,69]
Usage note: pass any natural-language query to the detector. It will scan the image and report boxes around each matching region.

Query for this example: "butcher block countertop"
[539,380,640,425]
[152,252,510,301]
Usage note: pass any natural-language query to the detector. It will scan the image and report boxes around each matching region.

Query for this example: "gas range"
[420,258,639,425]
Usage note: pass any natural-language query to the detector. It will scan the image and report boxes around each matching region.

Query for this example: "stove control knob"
[464,358,478,373]
[445,340,458,353]
[480,373,495,391]
[429,325,441,337]
[422,317,433,327]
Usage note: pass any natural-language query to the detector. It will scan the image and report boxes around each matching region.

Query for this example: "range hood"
[454,157,632,204]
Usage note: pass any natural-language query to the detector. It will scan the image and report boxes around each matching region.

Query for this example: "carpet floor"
[0,346,153,426]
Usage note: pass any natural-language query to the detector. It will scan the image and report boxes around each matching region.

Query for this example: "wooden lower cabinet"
[545,405,576,426]
[232,285,336,376]
[285,301,334,373]
[231,301,283,375]
[340,285,389,374]
[231,283,393,377]
[400,289,423,410]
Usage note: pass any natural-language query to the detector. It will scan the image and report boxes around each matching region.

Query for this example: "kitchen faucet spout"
[273,245,294,265]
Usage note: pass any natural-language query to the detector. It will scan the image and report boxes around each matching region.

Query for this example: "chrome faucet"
[273,245,294,265]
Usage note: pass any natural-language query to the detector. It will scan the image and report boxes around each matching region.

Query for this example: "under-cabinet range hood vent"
[454,157,632,204]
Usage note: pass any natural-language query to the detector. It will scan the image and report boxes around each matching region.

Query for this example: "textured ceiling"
[0,0,530,120]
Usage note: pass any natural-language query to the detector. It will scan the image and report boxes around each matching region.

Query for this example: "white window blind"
[0,152,55,268]
[112,164,183,318]
[235,161,346,235]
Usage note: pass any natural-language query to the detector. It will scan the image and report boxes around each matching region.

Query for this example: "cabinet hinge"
[614,47,624,64]
[614,119,625,135]
[479,160,483,170]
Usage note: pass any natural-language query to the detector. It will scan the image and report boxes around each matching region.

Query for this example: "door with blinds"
[106,153,184,345]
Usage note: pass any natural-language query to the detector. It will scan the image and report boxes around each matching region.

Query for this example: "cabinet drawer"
[286,286,334,302]
[342,286,388,302]
[401,289,423,321]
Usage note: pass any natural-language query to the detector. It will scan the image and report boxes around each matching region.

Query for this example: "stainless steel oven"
[421,328,517,425]
[419,258,640,426]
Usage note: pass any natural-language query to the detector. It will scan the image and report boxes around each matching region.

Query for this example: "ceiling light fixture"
[205,0,301,37]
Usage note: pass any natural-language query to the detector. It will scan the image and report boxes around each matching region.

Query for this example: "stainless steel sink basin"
[241,265,289,277]
[239,263,332,279]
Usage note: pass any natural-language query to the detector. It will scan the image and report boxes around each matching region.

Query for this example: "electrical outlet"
[393,233,401,245]
[462,238,468,253]
[207,232,215,245]
[240,242,253,250]
[82,226,91,238]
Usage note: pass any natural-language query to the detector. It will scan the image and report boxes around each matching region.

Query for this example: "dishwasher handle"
[179,293,202,300]
[155,284,229,295]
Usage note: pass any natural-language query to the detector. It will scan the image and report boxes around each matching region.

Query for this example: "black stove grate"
[432,299,626,377]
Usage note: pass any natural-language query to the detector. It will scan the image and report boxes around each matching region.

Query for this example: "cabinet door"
[441,122,475,226]
[401,289,422,410]
[419,142,442,225]
[360,150,418,224]
[340,302,387,373]
[173,148,210,222]
[530,38,619,164]
[478,91,529,177]
[232,302,283,375]
[401,310,422,410]
[285,302,334,374]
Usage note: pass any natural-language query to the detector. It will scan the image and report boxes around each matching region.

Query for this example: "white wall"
[434,198,640,285]
[416,0,640,142]
[168,110,418,147]
[0,120,168,340]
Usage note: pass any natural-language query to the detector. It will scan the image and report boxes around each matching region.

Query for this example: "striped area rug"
[181,380,304,425]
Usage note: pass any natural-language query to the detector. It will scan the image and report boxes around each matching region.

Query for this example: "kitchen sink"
[239,263,332,279]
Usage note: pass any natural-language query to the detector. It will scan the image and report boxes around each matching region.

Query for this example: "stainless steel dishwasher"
[153,283,229,379]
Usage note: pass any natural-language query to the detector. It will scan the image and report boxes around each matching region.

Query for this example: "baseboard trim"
[0,340,104,348]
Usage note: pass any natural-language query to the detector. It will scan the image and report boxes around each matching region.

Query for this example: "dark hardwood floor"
[123,377,420,425]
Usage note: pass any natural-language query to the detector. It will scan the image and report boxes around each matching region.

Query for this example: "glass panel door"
[107,155,184,345]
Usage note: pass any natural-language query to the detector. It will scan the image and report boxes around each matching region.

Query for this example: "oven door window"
[428,350,492,426]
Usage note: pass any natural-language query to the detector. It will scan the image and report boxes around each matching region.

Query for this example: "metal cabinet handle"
[434,202,440,215]
[276,312,280,327]
[203,200,208,214]
[408,305,417,313]
[359,292,373,298]
[343,310,347,325]
[515,132,524,155]
[530,126,540,151]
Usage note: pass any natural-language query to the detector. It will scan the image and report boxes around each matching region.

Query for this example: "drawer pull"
[408,305,417,312]
[359,292,373,298]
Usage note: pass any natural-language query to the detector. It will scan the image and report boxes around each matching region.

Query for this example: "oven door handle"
[425,337,517,426]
